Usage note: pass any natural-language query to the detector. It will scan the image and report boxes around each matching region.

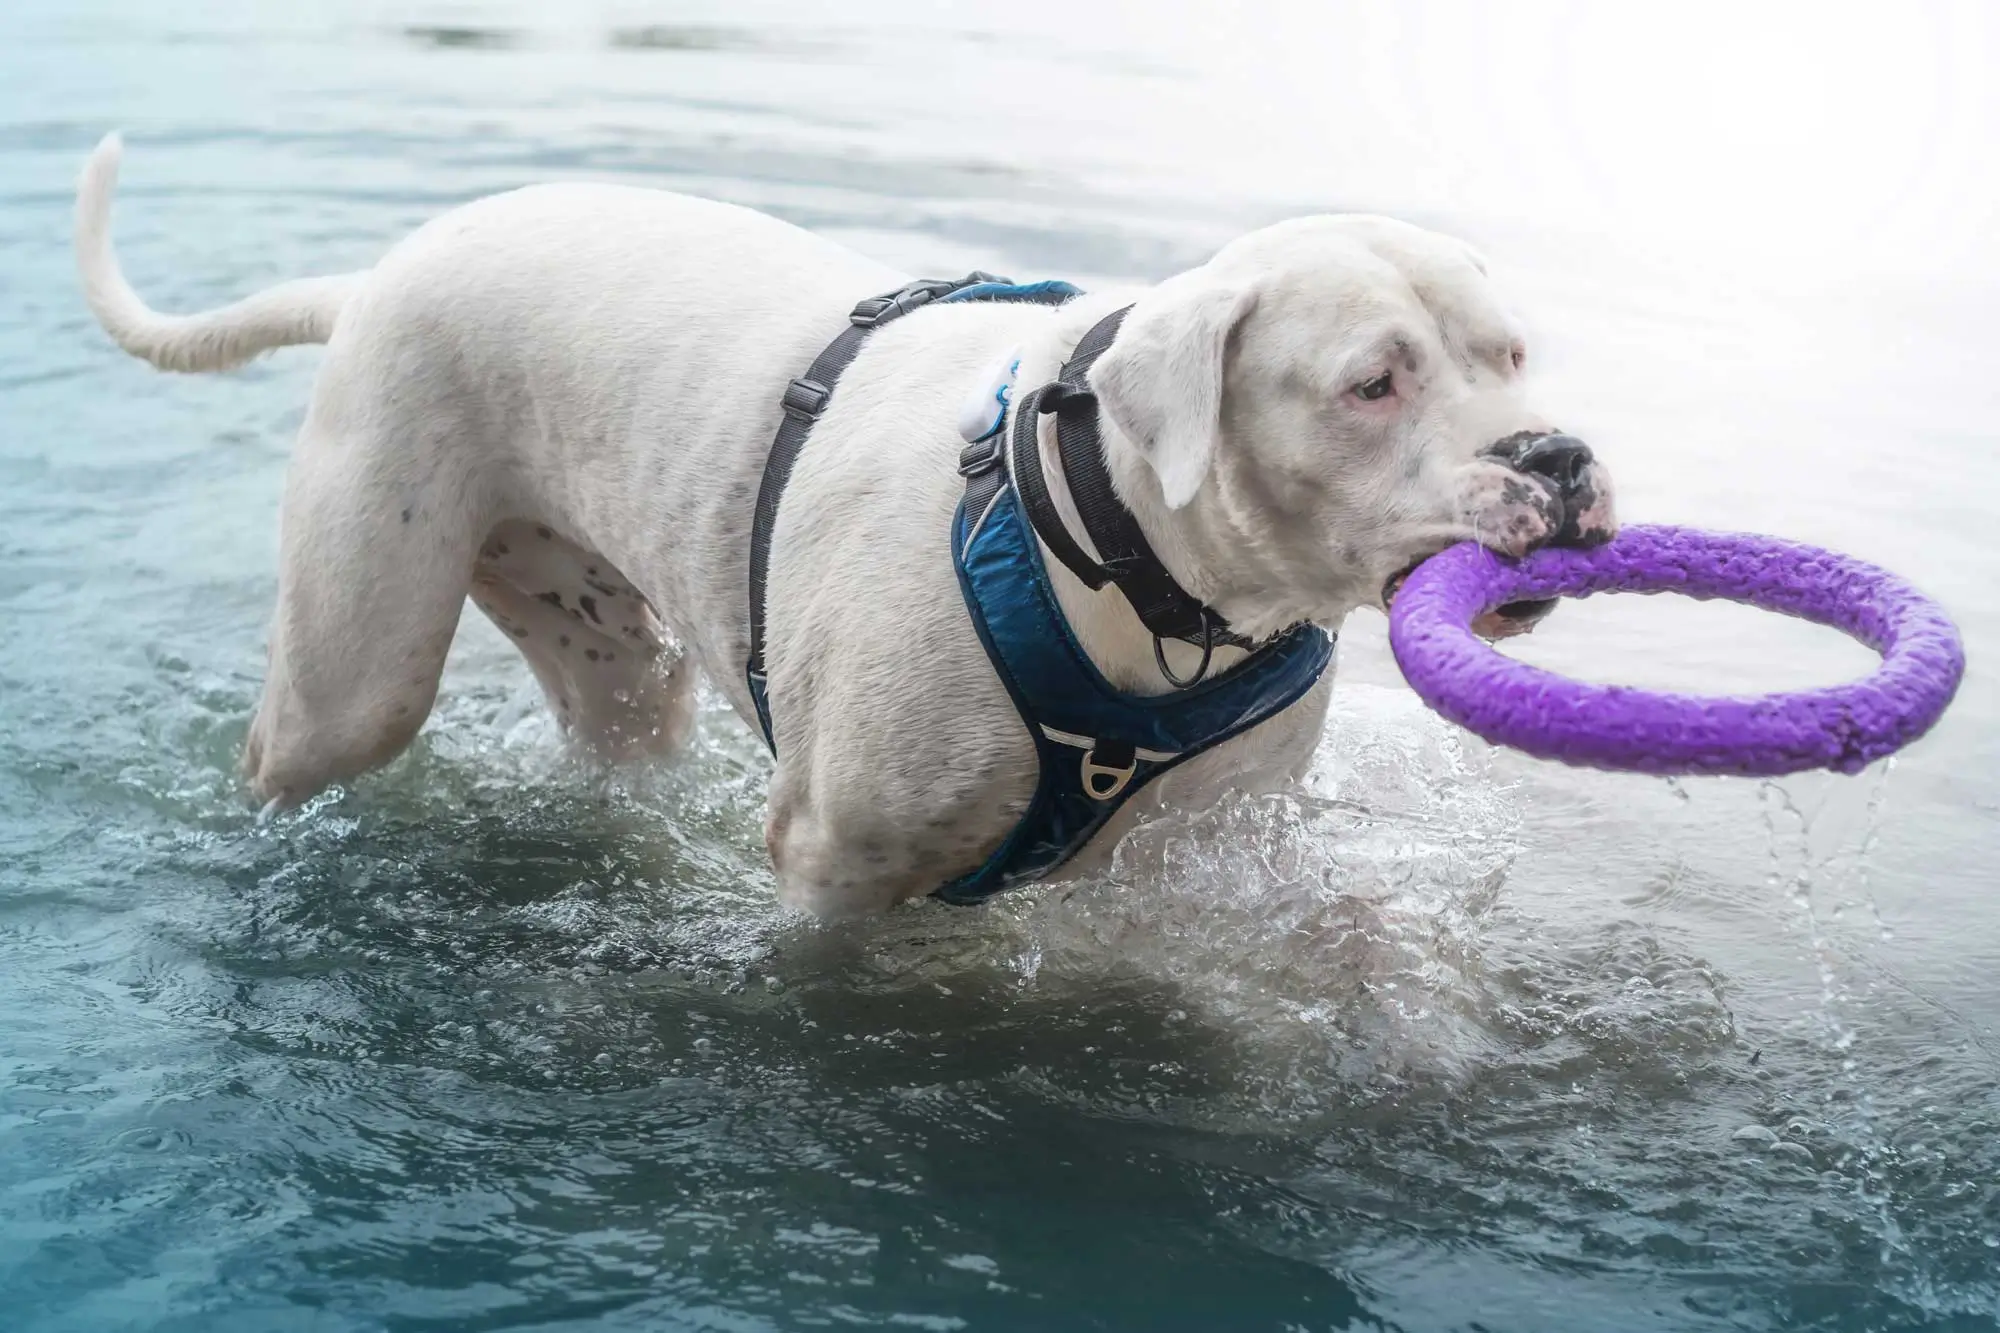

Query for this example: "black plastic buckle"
[957,433,1005,478]
[848,295,902,328]
[850,282,938,328]
[850,273,1009,329]
[781,376,831,421]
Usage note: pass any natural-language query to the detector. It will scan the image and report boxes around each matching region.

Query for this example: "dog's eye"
[1510,345,1526,370]
[1352,372,1394,402]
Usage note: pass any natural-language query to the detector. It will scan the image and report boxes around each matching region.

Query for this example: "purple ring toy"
[1387,524,1965,776]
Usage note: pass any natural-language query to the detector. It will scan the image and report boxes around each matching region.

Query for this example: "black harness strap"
[749,273,1081,747]
[986,385,1105,587]
[956,395,1015,549]
[747,276,990,716]
[1012,308,1258,674]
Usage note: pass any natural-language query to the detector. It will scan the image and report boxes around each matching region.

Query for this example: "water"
[3,2,1998,1329]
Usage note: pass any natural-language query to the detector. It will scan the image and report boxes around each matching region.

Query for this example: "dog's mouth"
[1383,562,1558,641]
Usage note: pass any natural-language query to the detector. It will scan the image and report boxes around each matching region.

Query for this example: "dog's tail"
[75,133,365,373]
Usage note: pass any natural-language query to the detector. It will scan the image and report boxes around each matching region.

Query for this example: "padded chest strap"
[938,466,1334,905]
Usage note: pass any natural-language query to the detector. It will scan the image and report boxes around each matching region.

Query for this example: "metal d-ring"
[1153,614,1218,689]
[1079,747,1138,802]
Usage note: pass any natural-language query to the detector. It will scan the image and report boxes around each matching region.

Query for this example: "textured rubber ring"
[1387,524,1965,776]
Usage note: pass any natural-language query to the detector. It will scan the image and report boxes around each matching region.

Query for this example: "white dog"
[74,134,1615,918]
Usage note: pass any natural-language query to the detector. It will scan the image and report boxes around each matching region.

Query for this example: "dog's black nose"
[1483,430,1609,549]
[1511,433,1594,493]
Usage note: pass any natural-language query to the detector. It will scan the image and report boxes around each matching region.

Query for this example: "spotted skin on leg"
[470,522,693,759]
[476,520,664,649]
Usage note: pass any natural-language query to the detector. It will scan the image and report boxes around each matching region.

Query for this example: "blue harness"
[745,276,1334,905]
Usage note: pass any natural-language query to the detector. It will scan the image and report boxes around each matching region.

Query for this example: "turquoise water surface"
[3,3,1998,1329]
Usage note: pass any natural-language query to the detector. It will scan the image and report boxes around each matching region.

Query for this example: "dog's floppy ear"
[1089,272,1259,510]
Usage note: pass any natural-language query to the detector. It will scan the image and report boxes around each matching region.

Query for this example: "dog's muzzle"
[1383,430,1616,638]
[1481,430,1614,551]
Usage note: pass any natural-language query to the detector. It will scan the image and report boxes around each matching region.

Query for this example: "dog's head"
[1090,215,1616,640]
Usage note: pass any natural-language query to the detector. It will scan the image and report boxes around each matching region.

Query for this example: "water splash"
[984,686,1522,1099]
